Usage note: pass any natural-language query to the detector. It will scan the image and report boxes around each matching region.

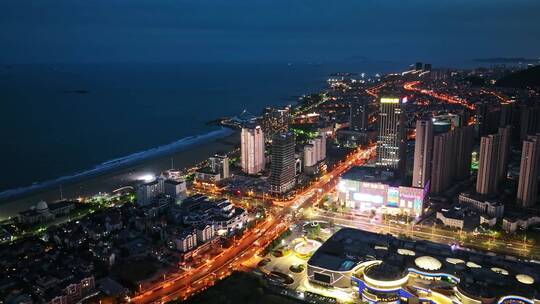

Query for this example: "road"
[131,214,288,303]
[131,144,375,303]
[403,81,476,111]
[310,208,538,260]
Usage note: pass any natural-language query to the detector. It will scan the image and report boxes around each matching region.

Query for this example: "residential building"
[350,97,369,132]
[412,119,433,188]
[209,154,230,179]
[176,230,197,252]
[164,179,187,200]
[476,133,501,195]
[269,132,296,193]
[241,125,265,174]
[137,178,164,205]
[517,134,540,207]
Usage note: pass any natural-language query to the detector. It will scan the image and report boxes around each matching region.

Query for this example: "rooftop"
[308,228,540,298]
[340,166,402,186]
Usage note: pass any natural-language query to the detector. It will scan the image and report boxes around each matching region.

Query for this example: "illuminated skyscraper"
[517,134,540,208]
[412,119,433,188]
[241,125,265,174]
[269,132,296,193]
[476,134,501,195]
[376,97,406,175]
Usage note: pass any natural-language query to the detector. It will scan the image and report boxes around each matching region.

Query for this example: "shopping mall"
[337,166,427,217]
[307,228,540,304]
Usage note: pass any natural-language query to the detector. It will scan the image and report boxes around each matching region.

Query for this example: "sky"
[1,0,539,65]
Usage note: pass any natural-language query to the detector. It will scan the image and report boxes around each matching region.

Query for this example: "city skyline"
[1,1,540,303]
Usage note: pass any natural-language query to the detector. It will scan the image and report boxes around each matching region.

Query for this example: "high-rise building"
[476,134,501,195]
[164,179,187,200]
[269,132,296,193]
[517,134,540,208]
[519,104,540,142]
[304,133,326,168]
[412,119,434,188]
[499,103,514,127]
[376,97,406,174]
[137,178,165,205]
[241,125,265,174]
[497,126,511,183]
[476,103,500,138]
[303,143,316,167]
[430,132,455,194]
[454,125,474,180]
[430,126,474,195]
[209,154,230,179]
[350,98,369,132]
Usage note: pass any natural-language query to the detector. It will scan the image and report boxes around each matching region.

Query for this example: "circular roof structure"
[363,262,408,288]
[293,239,321,258]
[466,261,482,269]
[36,201,49,211]
[491,267,509,275]
[397,249,416,256]
[516,274,534,285]
[446,258,465,265]
[415,256,442,271]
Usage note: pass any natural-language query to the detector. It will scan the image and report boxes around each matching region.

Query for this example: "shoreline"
[0,129,240,221]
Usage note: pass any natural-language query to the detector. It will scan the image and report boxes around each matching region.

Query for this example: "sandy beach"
[0,130,240,221]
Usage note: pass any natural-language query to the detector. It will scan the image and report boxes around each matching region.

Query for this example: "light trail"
[403,81,476,110]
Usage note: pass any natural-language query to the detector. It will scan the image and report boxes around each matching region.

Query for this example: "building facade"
[209,154,230,179]
[376,97,406,176]
[517,134,540,208]
[337,167,426,217]
[350,97,369,132]
[412,119,433,188]
[476,133,501,195]
[241,125,265,174]
[269,132,296,193]
[307,228,540,304]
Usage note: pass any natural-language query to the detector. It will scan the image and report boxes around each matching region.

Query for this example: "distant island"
[474,57,539,63]
[496,65,540,88]
[63,89,89,94]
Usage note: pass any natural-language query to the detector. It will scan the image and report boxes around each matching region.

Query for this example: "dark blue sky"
[1,0,539,64]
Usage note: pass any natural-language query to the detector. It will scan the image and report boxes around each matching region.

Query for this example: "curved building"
[307,228,540,304]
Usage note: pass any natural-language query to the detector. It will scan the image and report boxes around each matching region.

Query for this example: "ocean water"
[0,62,402,193]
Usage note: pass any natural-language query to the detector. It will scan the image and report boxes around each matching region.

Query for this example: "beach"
[0,130,240,221]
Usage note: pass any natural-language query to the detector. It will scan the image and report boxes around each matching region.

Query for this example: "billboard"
[338,178,425,216]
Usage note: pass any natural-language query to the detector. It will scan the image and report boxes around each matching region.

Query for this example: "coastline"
[0,129,240,221]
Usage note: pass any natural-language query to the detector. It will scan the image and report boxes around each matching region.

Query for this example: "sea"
[0,61,404,199]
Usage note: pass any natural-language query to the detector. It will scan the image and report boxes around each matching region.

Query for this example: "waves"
[0,127,234,201]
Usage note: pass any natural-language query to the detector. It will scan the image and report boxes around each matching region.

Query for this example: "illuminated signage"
[354,192,384,204]
[381,98,400,104]
[339,177,425,216]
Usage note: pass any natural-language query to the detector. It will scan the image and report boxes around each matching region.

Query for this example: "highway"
[131,214,288,303]
[403,81,476,110]
[131,144,375,303]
